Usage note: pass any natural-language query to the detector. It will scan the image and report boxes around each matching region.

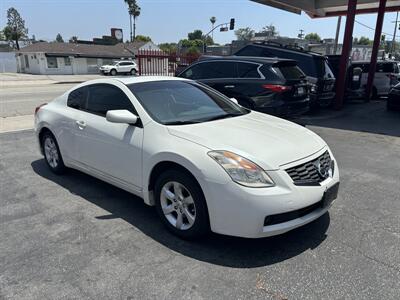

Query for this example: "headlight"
[208,151,275,188]
[310,83,317,93]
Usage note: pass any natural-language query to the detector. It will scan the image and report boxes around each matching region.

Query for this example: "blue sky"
[0,0,398,45]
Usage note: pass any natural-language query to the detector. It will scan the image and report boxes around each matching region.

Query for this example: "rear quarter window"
[275,65,305,80]
[67,86,88,110]
[236,62,261,78]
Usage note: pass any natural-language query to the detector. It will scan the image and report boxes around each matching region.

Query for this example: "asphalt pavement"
[0,101,399,299]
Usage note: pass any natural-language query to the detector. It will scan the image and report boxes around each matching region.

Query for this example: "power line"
[354,20,400,39]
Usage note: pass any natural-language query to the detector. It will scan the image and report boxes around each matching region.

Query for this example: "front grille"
[286,151,333,186]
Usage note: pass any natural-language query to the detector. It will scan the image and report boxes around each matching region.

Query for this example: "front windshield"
[128,80,249,125]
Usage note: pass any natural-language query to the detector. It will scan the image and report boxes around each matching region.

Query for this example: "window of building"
[64,57,71,66]
[46,57,58,68]
[24,55,29,68]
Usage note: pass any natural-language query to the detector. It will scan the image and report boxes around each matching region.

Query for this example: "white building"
[16,41,160,75]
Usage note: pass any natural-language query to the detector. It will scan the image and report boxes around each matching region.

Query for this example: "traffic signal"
[398,23,400,30]
[229,18,235,30]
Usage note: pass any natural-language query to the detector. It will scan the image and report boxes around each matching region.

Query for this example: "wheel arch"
[145,158,207,208]
[38,126,54,154]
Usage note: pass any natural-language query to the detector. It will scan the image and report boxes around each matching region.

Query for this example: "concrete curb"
[0,114,34,133]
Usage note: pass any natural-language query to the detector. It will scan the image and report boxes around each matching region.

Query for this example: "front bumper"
[202,147,340,238]
[310,92,335,107]
[100,69,111,74]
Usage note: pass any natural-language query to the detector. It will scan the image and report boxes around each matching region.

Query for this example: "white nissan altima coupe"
[35,76,340,239]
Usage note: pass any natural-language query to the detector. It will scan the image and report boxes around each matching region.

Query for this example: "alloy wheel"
[160,181,196,230]
[44,137,59,168]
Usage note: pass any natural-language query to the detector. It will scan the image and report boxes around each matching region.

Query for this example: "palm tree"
[262,23,278,37]
[124,0,141,42]
[130,3,141,41]
[210,16,216,40]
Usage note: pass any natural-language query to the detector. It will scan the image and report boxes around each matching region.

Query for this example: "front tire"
[130,68,137,76]
[154,170,209,239]
[110,69,117,76]
[42,132,66,174]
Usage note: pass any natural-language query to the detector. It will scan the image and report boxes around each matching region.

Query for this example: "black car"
[234,42,336,108]
[387,83,400,111]
[177,56,310,118]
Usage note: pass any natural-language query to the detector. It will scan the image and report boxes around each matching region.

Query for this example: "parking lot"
[0,100,399,299]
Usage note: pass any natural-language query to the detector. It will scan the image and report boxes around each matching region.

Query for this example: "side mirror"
[106,110,138,125]
[230,97,239,104]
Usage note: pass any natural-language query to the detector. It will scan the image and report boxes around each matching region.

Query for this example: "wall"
[17,54,123,74]
[0,52,17,73]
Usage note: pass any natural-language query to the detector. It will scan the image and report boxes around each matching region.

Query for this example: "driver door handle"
[224,85,235,89]
[75,120,87,129]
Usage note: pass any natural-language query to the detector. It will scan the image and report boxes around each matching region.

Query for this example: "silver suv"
[351,60,400,98]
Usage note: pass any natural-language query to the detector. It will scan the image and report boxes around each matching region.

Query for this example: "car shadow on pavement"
[299,101,400,137]
[32,159,330,268]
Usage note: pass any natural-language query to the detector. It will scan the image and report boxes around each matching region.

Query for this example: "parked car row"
[178,56,310,118]
[176,42,337,119]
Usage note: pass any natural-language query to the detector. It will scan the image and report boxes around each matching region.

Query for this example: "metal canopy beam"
[335,0,358,110]
[251,0,400,17]
[365,0,387,99]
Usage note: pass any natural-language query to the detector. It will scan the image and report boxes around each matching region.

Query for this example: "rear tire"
[154,170,209,239]
[41,131,66,174]
[372,87,378,100]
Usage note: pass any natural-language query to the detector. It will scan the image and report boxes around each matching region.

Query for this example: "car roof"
[79,76,189,87]
[244,42,326,58]
[199,55,296,64]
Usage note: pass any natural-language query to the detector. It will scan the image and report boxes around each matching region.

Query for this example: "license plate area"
[322,182,339,208]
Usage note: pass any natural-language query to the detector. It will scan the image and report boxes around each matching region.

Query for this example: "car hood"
[167,112,326,170]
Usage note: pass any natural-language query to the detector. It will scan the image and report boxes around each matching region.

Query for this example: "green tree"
[234,27,254,41]
[55,33,64,43]
[124,0,141,41]
[188,29,203,41]
[187,45,200,55]
[262,23,278,37]
[69,36,78,43]
[3,7,28,50]
[304,33,321,42]
[353,36,372,45]
[159,42,178,53]
[135,35,151,42]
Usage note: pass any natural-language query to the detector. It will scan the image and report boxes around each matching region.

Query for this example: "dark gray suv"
[177,56,310,118]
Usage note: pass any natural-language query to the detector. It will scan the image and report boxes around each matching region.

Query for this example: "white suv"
[352,60,400,98]
[100,60,138,76]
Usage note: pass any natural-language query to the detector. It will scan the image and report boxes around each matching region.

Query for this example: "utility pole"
[334,16,342,55]
[391,11,399,54]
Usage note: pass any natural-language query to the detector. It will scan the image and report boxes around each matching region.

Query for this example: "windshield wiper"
[202,113,242,122]
[163,120,201,125]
